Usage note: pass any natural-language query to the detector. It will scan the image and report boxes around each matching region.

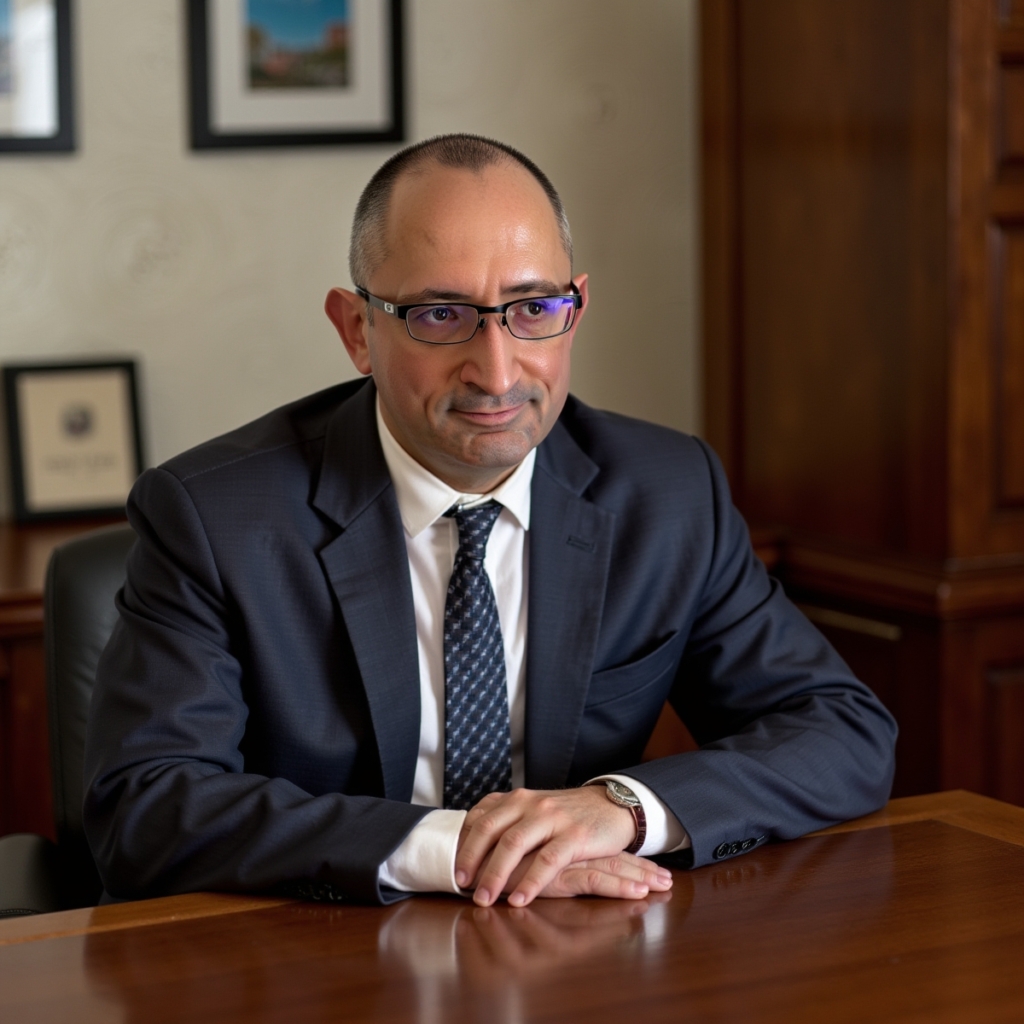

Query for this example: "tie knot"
[445,499,503,560]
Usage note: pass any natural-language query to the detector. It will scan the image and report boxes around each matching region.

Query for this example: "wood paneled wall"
[703,0,1024,801]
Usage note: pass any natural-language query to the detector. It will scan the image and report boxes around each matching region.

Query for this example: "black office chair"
[0,524,135,917]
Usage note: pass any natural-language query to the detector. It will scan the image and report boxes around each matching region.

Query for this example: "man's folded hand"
[454,786,674,907]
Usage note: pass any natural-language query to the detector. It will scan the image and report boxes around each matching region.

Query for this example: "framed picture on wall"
[0,0,74,153]
[187,0,404,149]
[2,361,144,523]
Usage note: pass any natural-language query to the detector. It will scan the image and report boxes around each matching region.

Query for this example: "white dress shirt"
[374,399,688,894]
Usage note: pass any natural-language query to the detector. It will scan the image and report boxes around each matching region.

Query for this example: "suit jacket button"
[728,842,741,856]
[714,843,730,859]
[741,838,755,851]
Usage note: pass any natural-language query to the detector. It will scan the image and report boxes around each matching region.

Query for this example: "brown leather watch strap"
[623,801,647,855]
[587,780,647,855]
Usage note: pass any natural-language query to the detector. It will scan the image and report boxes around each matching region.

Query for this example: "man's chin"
[437,426,539,480]
[461,430,536,469]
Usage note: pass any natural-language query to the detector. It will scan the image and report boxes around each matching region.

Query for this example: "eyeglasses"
[355,283,582,345]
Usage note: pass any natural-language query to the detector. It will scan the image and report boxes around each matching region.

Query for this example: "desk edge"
[0,892,294,947]
[811,789,1024,847]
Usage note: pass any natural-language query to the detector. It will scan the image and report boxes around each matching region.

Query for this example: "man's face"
[329,161,588,493]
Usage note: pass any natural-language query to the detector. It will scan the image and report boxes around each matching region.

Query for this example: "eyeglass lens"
[406,296,577,344]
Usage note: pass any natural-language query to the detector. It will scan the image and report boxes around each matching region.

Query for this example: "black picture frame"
[0,0,75,154]
[2,360,144,523]
[187,0,404,150]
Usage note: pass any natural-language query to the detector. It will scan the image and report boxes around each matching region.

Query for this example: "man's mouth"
[452,404,526,427]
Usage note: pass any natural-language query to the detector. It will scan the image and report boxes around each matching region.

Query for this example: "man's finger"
[542,864,655,901]
[487,833,587,907]
[570,853,674,890]
[512,852,673,906]
[462,790,506,831]
[457,791,553,893]
[471,821,568,906]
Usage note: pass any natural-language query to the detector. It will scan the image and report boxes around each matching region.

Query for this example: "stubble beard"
[434,383,549,481]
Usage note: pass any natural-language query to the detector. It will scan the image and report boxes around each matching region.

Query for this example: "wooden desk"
[2,791,1022,1022]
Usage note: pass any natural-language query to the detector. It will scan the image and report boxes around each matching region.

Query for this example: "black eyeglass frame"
[354,283,582,345]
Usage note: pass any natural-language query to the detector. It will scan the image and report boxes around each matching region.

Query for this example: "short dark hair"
[348,133,573,287]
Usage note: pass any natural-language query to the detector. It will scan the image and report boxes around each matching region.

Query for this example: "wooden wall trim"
[758,529,1024,619]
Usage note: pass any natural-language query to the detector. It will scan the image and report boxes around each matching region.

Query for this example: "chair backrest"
[44,523,136,907]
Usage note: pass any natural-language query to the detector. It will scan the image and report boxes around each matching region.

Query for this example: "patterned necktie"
[442,499,513,811]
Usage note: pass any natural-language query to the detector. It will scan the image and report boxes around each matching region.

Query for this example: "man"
[84,134,897,908]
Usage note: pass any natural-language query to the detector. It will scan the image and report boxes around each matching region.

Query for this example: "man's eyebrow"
[396,280,568,304]
[505,279,566,296]
[395,288,473,304]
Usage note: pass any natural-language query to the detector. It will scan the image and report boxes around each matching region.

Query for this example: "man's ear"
[568,273,590,341]
[325,288,373,375]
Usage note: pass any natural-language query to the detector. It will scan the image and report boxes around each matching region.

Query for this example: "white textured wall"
[0,0,698,474]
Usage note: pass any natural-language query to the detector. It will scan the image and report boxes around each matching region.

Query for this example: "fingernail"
[509,892,526,907]
[456,870,468,887]
[632,883,649,896]
[657,867,672,879]
[474,888,490,906]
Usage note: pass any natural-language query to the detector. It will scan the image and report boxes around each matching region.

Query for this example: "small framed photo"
[0,0,75,153]
[187,0,404,150]
[2,361,144,523]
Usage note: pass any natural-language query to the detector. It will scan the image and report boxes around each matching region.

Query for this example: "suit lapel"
[313,381,420,802]
[525,420,615,789]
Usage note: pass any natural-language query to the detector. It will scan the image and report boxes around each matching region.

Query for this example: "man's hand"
[454,786,673,907]
[500,849,673,902]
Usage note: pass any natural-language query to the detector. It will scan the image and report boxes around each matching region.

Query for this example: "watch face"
[606,781,641,807]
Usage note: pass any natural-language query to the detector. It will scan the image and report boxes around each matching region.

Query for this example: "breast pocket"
[585,631,682,711]
[572,631,684,779]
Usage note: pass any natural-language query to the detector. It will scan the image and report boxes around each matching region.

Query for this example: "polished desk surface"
[2,791,1023,1023]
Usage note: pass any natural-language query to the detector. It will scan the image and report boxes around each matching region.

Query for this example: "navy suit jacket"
[84,377,896,903]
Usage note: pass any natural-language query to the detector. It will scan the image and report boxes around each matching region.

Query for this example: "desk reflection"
[375,894,674,1024]
[81,892,677,1023]
[78,828,899,1024]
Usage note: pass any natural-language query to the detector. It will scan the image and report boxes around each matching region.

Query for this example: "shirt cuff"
[588,774,691,857]
[378,808,468,894]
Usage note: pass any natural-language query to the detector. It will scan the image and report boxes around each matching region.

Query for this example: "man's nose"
[459,314,520,395]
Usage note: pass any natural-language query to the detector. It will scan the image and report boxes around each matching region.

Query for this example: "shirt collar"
[376,394,535,538]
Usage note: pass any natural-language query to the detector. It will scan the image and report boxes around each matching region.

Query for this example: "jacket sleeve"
[83,467,429,904]
[624,440,899,868]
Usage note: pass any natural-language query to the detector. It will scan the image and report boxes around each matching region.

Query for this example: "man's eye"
[522,299,558,317]
[412,306,457,325]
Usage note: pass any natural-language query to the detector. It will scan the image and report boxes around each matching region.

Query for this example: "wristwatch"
[588,779,647,855]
